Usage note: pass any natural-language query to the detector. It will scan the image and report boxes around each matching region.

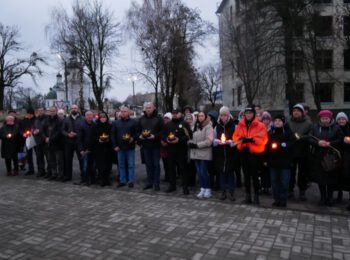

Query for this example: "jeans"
[270,168,291,203]
[118,149,135,184]
[194,160,210,189]
[143,147,160,186]
[64,142,83,180]
[82,152,95,184]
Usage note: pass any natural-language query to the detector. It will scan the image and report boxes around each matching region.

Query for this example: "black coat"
[213,118,237,174]
[309,122,343,185]
[42,115,63,150]
[286,117,312,158]
[267,125,295,169]
[61,114,83,145]
[92,121,112,172]
[19,117,36,149]
[338,124,350,190]
[32,115,47,145]
[111,117,137,150]
[162,118,192,153]
[0,123,21,159]
[137,110,164,148]
[77,120,95,152]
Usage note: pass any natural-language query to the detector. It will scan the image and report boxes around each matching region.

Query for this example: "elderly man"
[137,102,164,191]
[77,111,95,186]
[112,106,137,188]
[62,104,83,182]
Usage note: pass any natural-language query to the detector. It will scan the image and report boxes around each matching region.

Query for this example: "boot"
[203,189,212,198]
[228,192,236,201]
[253,194,260,205]
[219,191,227,200]
[299,190,307,201]
[242,193,252,204]
[197,188,205,199]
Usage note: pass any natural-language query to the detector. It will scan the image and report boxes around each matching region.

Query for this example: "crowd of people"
[1,102,350,210]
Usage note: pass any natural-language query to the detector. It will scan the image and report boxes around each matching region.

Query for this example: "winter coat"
[189,118,213,161]
[213,118,237,174]
[0,123,21,159]
[42,115,63,150]
[308,122,343,185]
[32,115,47,145]
[61,114,83,145]
[232,117,268,154]
[286,116,313,158]
[338,124,350,190]
[266,125,295,169]
[111,117,137,150]
[77,120,95,152]
[92,121,113,172]
[137,110,164,148]
[19,117,36,148]
[162,118,192,153]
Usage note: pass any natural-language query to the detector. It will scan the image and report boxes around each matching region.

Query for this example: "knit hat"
[273,114,286,124]
[244,105,256,114]
[261,111,272,121]
[336,112,348,122]
[219,106,230,116]
[318,110,333,119]
[26,107,35,115]
[163,112,172,120]
[172,108,181,114]
[292,103,305,113]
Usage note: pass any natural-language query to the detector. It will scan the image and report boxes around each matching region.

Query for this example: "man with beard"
[62,104,83,182]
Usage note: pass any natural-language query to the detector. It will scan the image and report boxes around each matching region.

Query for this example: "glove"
[281,142,287,148]
[189,143,198,149]
[241,138,254,144]
[213,139,220,146]
[226,140,234,147]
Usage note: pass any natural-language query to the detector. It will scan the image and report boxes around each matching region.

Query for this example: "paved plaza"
[1,170,350,260]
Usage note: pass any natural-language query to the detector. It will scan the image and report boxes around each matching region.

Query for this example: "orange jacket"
[232,117,268,154]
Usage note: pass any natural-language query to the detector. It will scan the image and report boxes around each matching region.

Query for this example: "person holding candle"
[188,111,213,199]
[233,105,268,205]
[111,106,137,188]
[260,111,273,195]
[0,116,21,176]
[213,106,237,201]
[309,110,343,207]
[267,115,295,207]
[93,112,113,187]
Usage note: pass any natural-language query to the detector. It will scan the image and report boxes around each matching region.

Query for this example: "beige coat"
[189,118,213,161]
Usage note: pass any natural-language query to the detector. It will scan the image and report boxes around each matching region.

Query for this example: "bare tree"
[0,23,45,111]
[199,64,221,108]
[12,86,44,109]
[46,0,122,111]
[127,0,213,112]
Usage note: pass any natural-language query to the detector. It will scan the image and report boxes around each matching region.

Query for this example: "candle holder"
[168,132,176,141]
[99,133,109,142]
[142,129,151,138]
[122,133,131,141]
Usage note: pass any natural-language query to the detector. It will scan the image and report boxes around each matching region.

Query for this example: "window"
[293,51,304,71]
[344,83,350,102]
[317,83,334,102]
[344,50,350,70]
[313,16,333,36]
[316,50,333,70]
[232,88,235,107]
[237,86,242,106]
[295,83,305,103]
[344,16,350,36]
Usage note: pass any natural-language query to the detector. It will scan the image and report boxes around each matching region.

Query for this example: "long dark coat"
[0,123,21,159]
[92,121,113,173]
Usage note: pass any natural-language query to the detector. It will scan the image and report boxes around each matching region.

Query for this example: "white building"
[216,0,350,113]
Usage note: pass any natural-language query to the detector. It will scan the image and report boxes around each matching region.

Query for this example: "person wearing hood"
[213,106,237,201]
[137,102,164,191]
[189,111,213,199]
[233,105,268,205]
[309,110,343,206]
[335,112,350,206]
[42,106,64,180]
[162,108,192,194]
[111,106,137,188]
[267,115,295,207]
[93,112,113,187]
[286,103,313,200]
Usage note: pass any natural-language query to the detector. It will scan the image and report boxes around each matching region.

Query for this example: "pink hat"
[318,110,333,119]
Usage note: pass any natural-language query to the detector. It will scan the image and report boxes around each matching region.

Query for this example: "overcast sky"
[0,0,221,102]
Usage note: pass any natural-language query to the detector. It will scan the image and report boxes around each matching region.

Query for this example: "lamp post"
[128,75,138,109]
[57,54,69,111]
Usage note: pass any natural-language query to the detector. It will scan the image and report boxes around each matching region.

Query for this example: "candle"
[24,130,31,138]
[345,136,350,142]
[6,133,12,138]
[271,142,278,149]
[168,132,175,141]
[122,133,130,141]
[220,133,226,143]
[295,133,300,140]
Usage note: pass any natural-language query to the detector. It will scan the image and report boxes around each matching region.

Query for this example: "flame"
[168,132,175,140]
[220,133,226,143]
[346,136,350,142]
[271,142,278,149]
[7,133,12,138]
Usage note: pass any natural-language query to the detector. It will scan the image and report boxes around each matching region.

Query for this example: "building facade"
[217,0,350,113]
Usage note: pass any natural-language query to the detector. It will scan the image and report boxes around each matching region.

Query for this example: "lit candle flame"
[7,133,12,138]
[220,133,226,143]
[346,136,350,142]
[271,142,278,149]
[295,133,300,140]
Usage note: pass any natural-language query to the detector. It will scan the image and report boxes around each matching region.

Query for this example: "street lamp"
[57,54,69,110]
[128,75,138,109]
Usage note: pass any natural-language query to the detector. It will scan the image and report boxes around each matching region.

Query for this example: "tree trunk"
[0,83,4,111]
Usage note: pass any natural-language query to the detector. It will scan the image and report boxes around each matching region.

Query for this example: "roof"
[216,0,229,14]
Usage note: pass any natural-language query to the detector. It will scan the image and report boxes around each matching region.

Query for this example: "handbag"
[321,149,342,172]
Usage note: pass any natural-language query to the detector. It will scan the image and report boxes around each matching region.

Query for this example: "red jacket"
[232,117,268,154]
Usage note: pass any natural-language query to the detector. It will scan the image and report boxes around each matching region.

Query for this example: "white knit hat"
[163,112,172,120]
[292,104,305,113]
[219,106,230,115]
[336,112,348,122]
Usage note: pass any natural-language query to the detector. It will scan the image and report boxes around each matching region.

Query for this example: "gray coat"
[190,119,213,161]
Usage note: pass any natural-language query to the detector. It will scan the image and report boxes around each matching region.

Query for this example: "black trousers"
[318,184,334,202]
[167,150,188,190]
[64,143,83,180]
[35,144,47,175]
[241,150,260,196]
[5,156,18,172]
[290,157,309,192]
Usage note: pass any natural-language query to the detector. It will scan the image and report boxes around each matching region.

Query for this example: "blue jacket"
[77,120,95,152]
[111,118,137,150]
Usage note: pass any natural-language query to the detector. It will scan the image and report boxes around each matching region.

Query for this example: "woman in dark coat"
[92,112,113,186]
[266,115,295,207]
[309,110,343,207]
[0,116,21,176]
